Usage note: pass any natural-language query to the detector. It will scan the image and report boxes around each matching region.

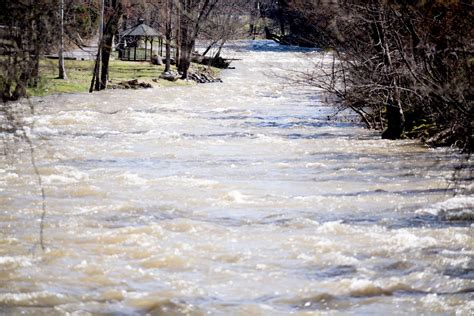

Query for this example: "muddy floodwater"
[0,41,472,315]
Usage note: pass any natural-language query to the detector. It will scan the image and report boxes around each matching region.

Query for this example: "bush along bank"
[270,1,472,151]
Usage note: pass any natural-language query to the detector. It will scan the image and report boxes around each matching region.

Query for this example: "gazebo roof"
[119,23,161,38]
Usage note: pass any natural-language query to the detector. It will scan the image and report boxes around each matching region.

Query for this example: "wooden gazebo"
[118,20,163,61]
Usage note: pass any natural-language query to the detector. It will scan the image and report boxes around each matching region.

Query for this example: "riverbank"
[28,58,222,97]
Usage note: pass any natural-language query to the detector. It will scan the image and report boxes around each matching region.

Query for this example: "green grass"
[27,57,215,96]
[29,59,94,96]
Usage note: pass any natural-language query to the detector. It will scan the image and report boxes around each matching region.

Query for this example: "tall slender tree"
[90,0,124,92]
[164,0,174,72]
[58,0,68,80]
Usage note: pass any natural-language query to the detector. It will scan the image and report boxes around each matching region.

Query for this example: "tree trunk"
[91,0,122,91]
[89,49,100,93]
[178,35,193,79]
[100,31,114,89]
[32,46,40,88]
[100,3,122,89]
[202,40,217,57]
[277,0,286,36]
[178,0,191,79]
[382,95,406,139]
[58,0,67,80]
[94,0,104,91]
[175,2,181,69]
[372,3,405,139]
[214,39,226,59]
[165,0,172,74]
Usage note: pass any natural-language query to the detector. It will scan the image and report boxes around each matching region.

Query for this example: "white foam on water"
[116,172,149,186]
[0,256,33,268]
[416,195,474,220]
[222,190,252,204]
[42,168,89,185]
[0,291,70,306]
[389,230,438,251]
[156,175,220,188]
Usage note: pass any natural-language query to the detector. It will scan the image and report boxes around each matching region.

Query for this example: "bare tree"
[58,0,68,80]
[163,0,174,72]
[90,0,125,92]
[176,0,220,79]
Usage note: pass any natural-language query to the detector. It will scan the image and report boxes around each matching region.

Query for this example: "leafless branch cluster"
[199,0,254,59]
[278,0,473,150]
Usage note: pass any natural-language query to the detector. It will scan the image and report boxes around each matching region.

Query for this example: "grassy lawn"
[28,57,201,97]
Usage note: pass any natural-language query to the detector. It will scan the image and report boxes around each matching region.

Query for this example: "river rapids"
[0,41,472,315]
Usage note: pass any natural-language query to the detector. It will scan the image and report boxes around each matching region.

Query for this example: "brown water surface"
[0,41,472,315]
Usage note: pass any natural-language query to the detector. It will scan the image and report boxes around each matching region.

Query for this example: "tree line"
[0,0,258,99]
[268,0,472,151]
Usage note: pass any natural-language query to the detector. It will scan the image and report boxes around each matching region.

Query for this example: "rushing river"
[0,41,472,315]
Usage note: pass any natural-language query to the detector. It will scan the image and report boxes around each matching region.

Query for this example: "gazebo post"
[134,45,137,61]
[150,39,154,61]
